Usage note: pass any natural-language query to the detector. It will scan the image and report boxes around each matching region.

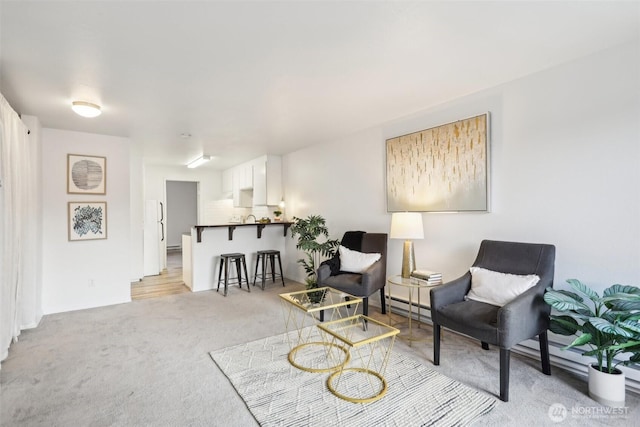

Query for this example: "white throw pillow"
[338,245,381,274]
[466,266,540,307]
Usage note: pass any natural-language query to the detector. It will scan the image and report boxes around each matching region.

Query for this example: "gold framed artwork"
[386,113,489,212]
[68,201,107,241]
[67,154,106,195]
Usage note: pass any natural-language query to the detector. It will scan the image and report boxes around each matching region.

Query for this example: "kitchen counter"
[183,222,292,292]
[193,221,293,242]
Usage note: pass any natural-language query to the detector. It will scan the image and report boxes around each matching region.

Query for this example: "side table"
[279,287,362,372]
[317,314,399,403]
[386,275,441,346]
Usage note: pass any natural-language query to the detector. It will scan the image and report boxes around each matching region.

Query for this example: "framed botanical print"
[68,201,107,241]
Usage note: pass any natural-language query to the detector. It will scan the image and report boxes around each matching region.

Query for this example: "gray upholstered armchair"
[317,231,387,316]
[430,240,556,402]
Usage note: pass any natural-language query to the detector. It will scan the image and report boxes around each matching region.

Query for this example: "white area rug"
[210,329,496,426]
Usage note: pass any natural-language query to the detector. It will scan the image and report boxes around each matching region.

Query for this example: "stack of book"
[410,269,443,286]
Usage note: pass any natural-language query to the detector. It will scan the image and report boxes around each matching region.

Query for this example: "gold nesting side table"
[317,315,399,403]
[279,287,362,373]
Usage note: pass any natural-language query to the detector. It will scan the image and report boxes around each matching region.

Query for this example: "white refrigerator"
[143,200,165,276]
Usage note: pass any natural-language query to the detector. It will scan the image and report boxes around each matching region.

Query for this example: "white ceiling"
[1,1,638,170]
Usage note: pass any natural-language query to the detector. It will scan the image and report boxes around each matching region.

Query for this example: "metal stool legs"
[252,250,285,290]
[216,253,250,296]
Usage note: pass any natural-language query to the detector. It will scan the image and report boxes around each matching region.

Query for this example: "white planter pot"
[588,364,625,407]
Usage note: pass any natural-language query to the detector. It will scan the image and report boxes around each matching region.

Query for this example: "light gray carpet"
[1,280,638,426]
[211,328,496,426]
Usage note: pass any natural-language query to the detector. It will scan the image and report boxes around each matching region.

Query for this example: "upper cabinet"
[221,169,233,194]
[226,155,282,207]
[252,155,282,206]
[236,162,253,190]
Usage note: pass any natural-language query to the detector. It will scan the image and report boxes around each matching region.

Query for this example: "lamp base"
[401,240,416,278]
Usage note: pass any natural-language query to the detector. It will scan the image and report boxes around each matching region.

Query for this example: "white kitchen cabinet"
[253,155,282,206]
[222,168,233,194]
[237,162,253,190]
[233,162,254,207]
[226,155,281,207]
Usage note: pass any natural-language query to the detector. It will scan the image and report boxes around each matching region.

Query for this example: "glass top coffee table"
[279,287,362,373]
[317,314,400,403]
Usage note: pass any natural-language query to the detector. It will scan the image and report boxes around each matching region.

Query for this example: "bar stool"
[217,253,250,296]
[253,250,285,290]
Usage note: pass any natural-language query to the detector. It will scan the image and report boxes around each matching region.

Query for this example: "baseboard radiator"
[383,295,640,396]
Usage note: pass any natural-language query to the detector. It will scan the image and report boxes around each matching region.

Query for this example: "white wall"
[143,165,222,270]
[130,142,144,281]
[283,41,640,303]
[144,165,222,223]
[41,129,132,314]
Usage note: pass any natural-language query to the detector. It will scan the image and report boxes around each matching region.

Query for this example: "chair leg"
[500,348,510,402]
[539,331,551,375]
[481,341,490,350]
[261,253,267,290]
[242,257,250,292]
[235,259,242,289]
[269,254,276,283]
[276,253,285,286]
[433,324,441,365]
[362,297,369,317]
[217,258,224,293]
[252,253,260,287]
[223,258,230,296]
[380,287,386,314]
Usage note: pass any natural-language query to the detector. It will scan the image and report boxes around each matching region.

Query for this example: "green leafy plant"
[273,210,282,217]
[544,279,640,374]
[289,214,339,286]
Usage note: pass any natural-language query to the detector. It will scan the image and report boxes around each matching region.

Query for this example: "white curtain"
[0,93,35,363]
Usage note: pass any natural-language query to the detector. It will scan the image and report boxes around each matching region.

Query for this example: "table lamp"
[390,212,424,278]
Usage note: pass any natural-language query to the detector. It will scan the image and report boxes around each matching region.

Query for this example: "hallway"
[131,249,190,299]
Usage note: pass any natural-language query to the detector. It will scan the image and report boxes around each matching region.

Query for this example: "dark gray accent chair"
[430,240,556,402]
[317,232,387,316]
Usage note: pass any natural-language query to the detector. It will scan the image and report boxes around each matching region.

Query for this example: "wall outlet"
[88,279,95,287]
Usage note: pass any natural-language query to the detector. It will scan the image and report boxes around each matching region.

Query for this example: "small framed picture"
[68,201,107,241]
[67,154,107,195]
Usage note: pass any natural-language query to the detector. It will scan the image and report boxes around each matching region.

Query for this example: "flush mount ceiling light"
[71,101,102,118]
[187,155,212,168]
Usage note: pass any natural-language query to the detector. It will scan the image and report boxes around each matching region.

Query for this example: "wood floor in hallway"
[131,250,190,300]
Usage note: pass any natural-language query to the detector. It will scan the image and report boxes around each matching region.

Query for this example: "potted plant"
[273,209,283,221]
[544,279,640,407]
[289,214,339,302]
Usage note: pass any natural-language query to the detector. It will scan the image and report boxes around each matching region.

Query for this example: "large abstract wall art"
[386,113,489,212]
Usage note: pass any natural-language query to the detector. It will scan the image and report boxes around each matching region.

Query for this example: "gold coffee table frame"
[318,315,399,403]
[279,287,362,373]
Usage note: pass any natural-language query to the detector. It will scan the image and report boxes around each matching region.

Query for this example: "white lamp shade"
[390,212,424,239]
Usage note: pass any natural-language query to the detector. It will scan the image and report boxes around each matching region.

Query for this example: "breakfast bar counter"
[183,222,292,292]
[193,221,293,242]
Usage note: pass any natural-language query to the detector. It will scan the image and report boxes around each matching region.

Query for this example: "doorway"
[132,180,198,299]
[165,180,198,257]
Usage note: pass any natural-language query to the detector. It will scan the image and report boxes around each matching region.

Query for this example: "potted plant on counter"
[544,279,640,407]
[273,209,283,222]
[290,215,339,301]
